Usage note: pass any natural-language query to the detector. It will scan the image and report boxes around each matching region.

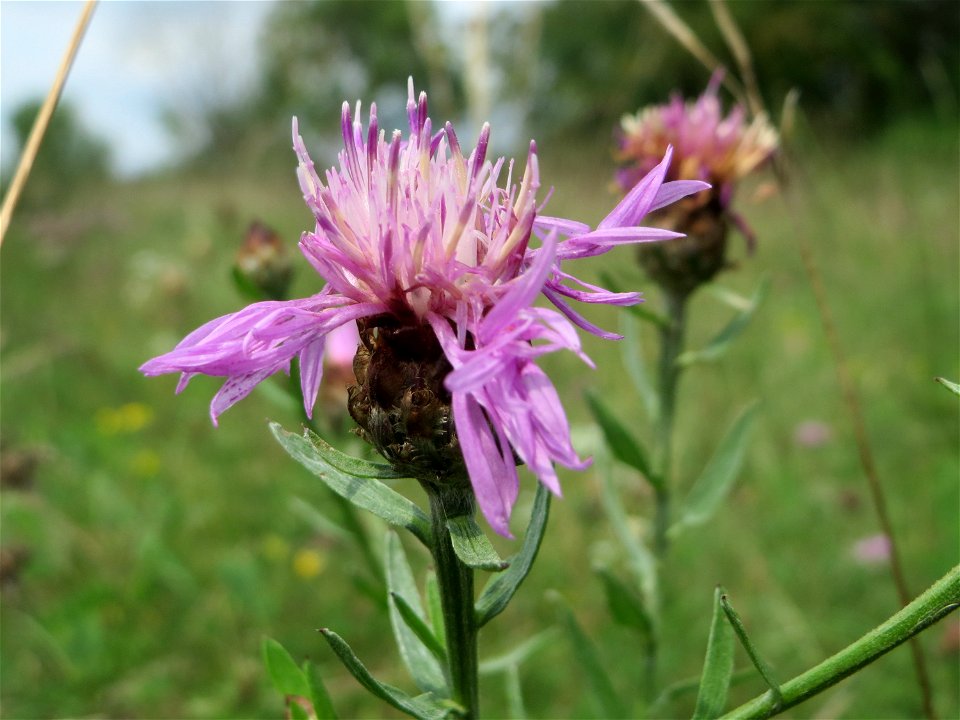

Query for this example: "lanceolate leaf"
[303,660,338,720]
[595,566,653,640]
[935,376,960,396]
[721,593,783,707]
[678,279,769,367]
[319,629,452,720]
[385,532,447,695]
[270,423,432,547]
[424,571,446,650]
[262,637,310,698]
[621,313,660,421]
[692,586,735,719]
[446,515,509,571]
[391,592,447,664]
[671,402,758,537]
[551,592,628,719]
[475,483,551,627]
[304,428,406,479]
[585,391,661,490]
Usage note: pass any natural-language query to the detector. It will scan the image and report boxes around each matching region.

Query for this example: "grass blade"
[692,586,735,719]
[271,422,432,547]
[475,483,550,627]
[935,377,960,396]
[446,515,509,571]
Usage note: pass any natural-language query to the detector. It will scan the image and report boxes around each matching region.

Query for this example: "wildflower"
[850,533,891,567]
[617,71,777,295]
[141,80,707,535]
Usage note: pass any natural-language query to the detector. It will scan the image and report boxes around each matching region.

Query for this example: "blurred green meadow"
[2,2,959,719]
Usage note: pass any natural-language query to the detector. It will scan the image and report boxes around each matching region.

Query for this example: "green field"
[1,114,957,718]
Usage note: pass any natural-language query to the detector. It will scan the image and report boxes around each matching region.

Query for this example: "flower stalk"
[722,564,960,719]
[425,483,479,718]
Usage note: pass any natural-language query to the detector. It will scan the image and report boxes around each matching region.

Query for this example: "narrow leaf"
[692,586,735,719]
[385,532,447,694]
[935,376,960,396]
[475,483,551,627]
[721,593,783,708]
[621,312,659,421]
[289,496,348,541]
[391,591,447,664]
[599,463,659,622]
[550,592,628,719]
[303,660,338,720]
[585,391,660,490]
[678,279,769,367]
[270,422,432,547]
[424,571,446,650]
[648,668,754,718]
[289,701,309,720]
[479,629,559,674]
[262,637,310,698]
[671,402,758,536]
[319,628,451,720]
[595,566,653,640]
[504,664,528,720]
[446,515,509,571]
[305,428,406,479]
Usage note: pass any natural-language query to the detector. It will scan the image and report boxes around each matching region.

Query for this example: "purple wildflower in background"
[141,79,707,535]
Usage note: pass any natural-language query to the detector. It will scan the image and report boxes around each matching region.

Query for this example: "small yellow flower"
[95,402,154,435]
[292,548,327,579]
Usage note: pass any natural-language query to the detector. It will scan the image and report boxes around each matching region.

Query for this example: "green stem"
[653,289,688,557]
[722,564,960,719]
[427,485,479,718]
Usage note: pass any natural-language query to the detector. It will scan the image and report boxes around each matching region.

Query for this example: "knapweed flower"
[141,80,707,536]
[616,72,778,295]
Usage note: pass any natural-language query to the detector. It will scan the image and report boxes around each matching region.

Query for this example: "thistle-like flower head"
[617,71,778,210]
[141,79,707,535]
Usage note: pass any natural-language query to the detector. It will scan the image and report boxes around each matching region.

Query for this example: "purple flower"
[850,534,891,567]
[141,80,707,535]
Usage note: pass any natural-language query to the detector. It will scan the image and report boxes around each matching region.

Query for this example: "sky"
[1,1,275,177]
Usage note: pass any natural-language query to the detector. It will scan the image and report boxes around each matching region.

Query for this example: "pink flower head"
[141,79,708,535]
[617,71,777,240]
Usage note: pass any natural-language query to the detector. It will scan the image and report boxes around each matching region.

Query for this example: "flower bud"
[234,221,294,301]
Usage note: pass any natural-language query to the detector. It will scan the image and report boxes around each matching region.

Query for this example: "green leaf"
[262,637,310,698]
[475,483,551,627]
[595,566,653,640]
[270,422,432,547]
[692,586,735,719]
[319,628,452,720]
[935,376,960,396]
[671,402,758,537]
[446,515,509,571]
[621,312,659,421]
[424,571,446,650]
[550,592,628,719]
[385,532,447,694]
[504,664,527,720]
[720,593,783,708]
[390,591,447,664]
[677,278,769,367]
[289,496,348,541]
[599,463,659,623]
[585,391,661,490]
[303,660,338,719]
[479,629,559,675]
[648,668,754,718]
[289,700,310,720]
[304,427,406,480]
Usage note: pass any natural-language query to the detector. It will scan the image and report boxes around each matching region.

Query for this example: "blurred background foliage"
[1,1,958,718]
